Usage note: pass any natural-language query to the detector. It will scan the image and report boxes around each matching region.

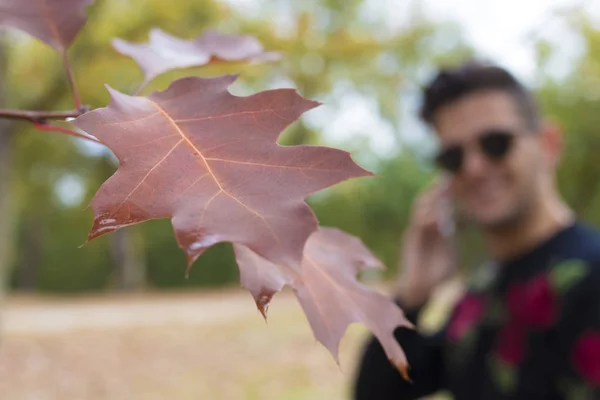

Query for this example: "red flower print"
[572,331,600,386]
[496,320,527,365]
[447,293,486,342]
[506,282,526,319]
[506,274,558,329]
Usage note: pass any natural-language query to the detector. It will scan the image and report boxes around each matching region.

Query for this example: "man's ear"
[538,118,563,167]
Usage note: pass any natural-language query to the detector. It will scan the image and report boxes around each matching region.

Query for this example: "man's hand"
[395,179,458,311]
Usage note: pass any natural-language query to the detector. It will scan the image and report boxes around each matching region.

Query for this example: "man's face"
[433,90,550,230]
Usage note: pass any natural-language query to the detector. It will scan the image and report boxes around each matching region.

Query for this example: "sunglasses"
[434,129,515,174]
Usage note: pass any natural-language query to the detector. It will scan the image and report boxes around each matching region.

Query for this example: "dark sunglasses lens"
[436,146,463,173]
[480,131,513,159]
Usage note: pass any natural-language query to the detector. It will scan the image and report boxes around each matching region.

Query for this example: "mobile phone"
[437,176,456,238]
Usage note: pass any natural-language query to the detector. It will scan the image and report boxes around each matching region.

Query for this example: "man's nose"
[461,147,490,178]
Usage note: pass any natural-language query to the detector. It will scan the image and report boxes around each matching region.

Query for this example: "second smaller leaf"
[113,28,281,84]
[235,227,413,380]
[0,0,92,52]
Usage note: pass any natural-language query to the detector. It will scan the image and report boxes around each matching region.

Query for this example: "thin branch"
[62,50,81,109]
[32,121,101,144]
[131,78,150,96]
[0,108,87,121]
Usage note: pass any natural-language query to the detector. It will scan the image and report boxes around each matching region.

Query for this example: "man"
[353,61,600,399]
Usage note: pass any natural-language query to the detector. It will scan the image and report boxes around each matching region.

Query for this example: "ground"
[0,283,460,400]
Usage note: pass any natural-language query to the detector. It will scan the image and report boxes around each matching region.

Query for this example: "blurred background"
[2,0,600,398]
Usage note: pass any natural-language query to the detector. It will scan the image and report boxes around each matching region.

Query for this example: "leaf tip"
[86,230,101,243]
[363,168,376,177]
[184,258,196,279]
[393,361,412,383]
[104,83,117,93]
[225,73,242,85]
[111,37,125,48]
[301,97,322,113]
[149,27,165,36]
[255,288,276,321]
[331,350,342,368]
[258,305,268,321]
[87,217,117,242]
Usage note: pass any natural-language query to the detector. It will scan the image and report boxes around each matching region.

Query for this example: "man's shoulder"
[549,222,600,293]
[557,222,600,264]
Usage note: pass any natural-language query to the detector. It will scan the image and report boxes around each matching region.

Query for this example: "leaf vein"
[173,107,297,124]
[148,100,278,242]
[115,138,184,210]
[204,157,340,172]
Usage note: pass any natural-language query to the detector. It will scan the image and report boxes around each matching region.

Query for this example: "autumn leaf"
[0,0,93,51]
[112,28,281,85]
[234,227,413,379]
[72,74,371,271]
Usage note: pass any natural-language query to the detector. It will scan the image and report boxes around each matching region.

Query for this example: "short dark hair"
[419,60,540,131]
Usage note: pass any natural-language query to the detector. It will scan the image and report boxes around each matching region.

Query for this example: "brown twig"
[0,108,88,121]
[62,50,81,109]
[32,121,101,144]
[0,106,100,144]
[131,78,150,96]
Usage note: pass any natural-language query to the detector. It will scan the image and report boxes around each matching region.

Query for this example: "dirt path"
[0,289,361,400]
[0,285,459,399]
[2,288,298,336]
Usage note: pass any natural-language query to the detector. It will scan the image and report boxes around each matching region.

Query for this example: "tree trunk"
[16,214,43,291]
[110,228,146,291]
[0,123,15,346]
[0,33,15,340]
[97,154,146,292]
[0,121,15,292]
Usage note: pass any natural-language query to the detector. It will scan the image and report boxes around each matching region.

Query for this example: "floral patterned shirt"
[354,222,600,400]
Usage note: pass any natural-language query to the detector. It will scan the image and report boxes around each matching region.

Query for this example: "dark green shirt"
[354,221,600,400]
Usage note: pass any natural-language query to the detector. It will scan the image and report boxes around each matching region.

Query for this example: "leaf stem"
[131,78,150,96]
[32,121,101,144]
[0,108,88,121]
[62,50,81,109]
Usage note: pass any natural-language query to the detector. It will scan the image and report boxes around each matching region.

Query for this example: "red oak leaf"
[572,331,600,386]
[495,320,527,365]
[234,227,413,380]
[446,293,486,342]
[72,74,371,271]
[113,28,281,84]
[507,274,558,329]
[0,0,92,51]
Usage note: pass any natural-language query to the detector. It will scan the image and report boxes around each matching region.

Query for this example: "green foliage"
[144,220,239,289]
[535,16,600,227]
